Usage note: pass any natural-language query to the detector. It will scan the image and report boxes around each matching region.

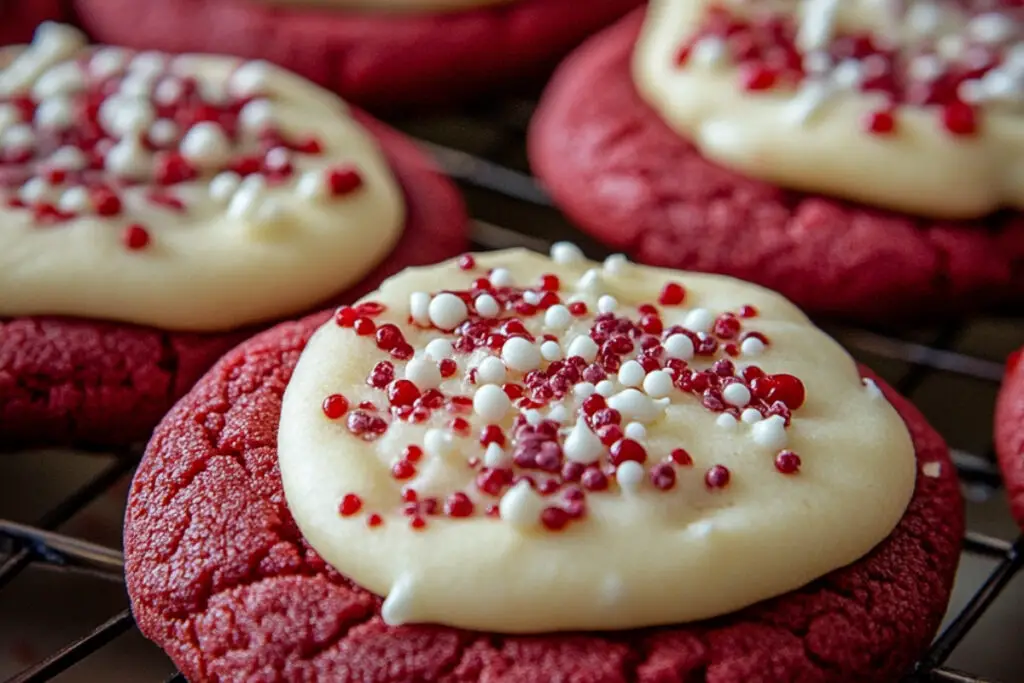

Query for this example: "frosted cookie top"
[252,0,515,12]
[633,0,1024,219]
[0,23,404,332]
[278,247,917,633]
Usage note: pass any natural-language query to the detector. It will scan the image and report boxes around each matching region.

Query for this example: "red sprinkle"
[328,166,363,195]
[439,358,458,377]
[941,100,977,136]
[609,439,647,465]
[864,109,896,135]
[388,379,421,407]
[339,493,362,516]
[540,274,560,291]
[658,282,686,306]
[123,224,151,251]
[410,517,427,530]
[457,254,476,271]
[391,460,416,480]
[670,448,693,466]
[705,465,731,489]
[403,445,423,463]
[445,492,475,517]
[775,450,802,474]
[335,306,358,327]
[367,513,383,527]
[321,394,349,419]
[541,507,571,531]
[649,463,677,490]
[354,318,376,336]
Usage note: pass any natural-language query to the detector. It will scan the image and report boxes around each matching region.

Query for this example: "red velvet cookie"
[71,0,643,110]
[528,11,1024,321]
[0,113,466,450]
[125,308,962,683]
[996,348,1024,530]
[0,2,65,46]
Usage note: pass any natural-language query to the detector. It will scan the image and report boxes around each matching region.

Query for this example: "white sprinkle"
[548,404,570,424]
[642,370,674,399]
[381,574,417,626]
[577,268,604,294]
[226,175,265,219]
[109,99,156,138]
[238,99,274,133]
[550,241,585,264]
[683,308,714,333]
[474,384,511,423]
[104,138,151,180]
[716,413,738,429]
[617,361,645,388]
[502,337,542,373]
[34,95,74,130]
[936,34,966,62]
[540,341,563,362]
[489,268,514,287]
[33,62,85,99]
[752,415,787,450]
[616,461,645,492]
[722,382,751,408]
[573,382,597,399]
[476,356,507,385]
[57,186,89,213]
[0,104,19,135]
[740,337,766,356]
[803,51,832,75]
[264,146,290,172]
[209,171,242,203]
[428,293,469,331]
[543,304,572,330]
[523,290,542,306]
[969,12,1016,45]
[597,295,618,314]
[296,170,326,199]
[786,79,831,124]
[474,294,500,318]
[48,145,87,171]
[409,292,431,327]
[33,22,87,56]
[119,72,158,99]
[230,60,273,98]
[624,422,647,441]
[524,409,544,427]
[979,70,1022,103]
[405,358,442,390]
[424,428,454,458]
[831,59,863,89]
[922,461,942,478]
[663,333,695,360]
[595,380,617,397]
[148,118,178,148]
[906,2,943,37]
[603,253,628,275]
[691,37,728,67]
[484,443,510,468]
[908,54,944,83]
[796,0,840,52]
[129,51,166,77]
[19,177,50,204]
[89,47,130,80]
[741,408,763,424]
[863,378,884,399]
[499,481,544,530]
[958,79,985,104]
[566,335,599,362]
[0,124,35,152]
[689,521,714,538]
[424,338,455,361]
[608,389,661,423]
[562,419,605,465]
[153,77,184,106]
[199,78,230,106]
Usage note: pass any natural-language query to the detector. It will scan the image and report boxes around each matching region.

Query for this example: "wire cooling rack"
[1,97,1023,683]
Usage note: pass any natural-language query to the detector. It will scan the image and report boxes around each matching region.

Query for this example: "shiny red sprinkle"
[356,302,386,316]
[658,282,686,306]
[480,424,505,446]
[650,463,677,491]
[445,492,475,517]
[388,379,420,407]
[753,373,806,409]
[541,507,570,531]
[941,100,977,136]
[739,305,758,318]
[439,358,458,377]
[391,460,416,480]
[670,448,693,466]
[705,465,731,489]
[864,109,896,135]
[328,166,363,195]
[321,394,349,419]
[367,513,383,527]
[335,306,358,327]
[450,417,471,435]
[338,493,362,516]
[581,394,607,416]
[375,324,403,351]
[410,517,427,530]
[775,450,802,474]
[123,224,150,250]
[740,64,778,91]
[581,468,609,491]
[354,317,376,336]
[568,301,588,316]
[609,439,647,465]
[403,445,423,463]
[540,274,560,291]
[457,254,476,271]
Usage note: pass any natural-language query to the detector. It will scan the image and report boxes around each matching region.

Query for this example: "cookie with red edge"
[528,8,1024,321]
[996,348,1024,530]
[0,4,65,46]
[71,0,642,110]
[0,26,467,450]
[126,249,962,683]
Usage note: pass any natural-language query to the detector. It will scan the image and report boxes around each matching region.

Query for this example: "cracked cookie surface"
[528,11,1024,322]
[125,310,962,683]
[0,113,466,450]
[72,0,641,110]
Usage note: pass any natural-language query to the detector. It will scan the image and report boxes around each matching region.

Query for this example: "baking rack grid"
[1,96,1023,683]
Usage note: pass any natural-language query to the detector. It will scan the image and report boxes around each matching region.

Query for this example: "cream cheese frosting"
[278,247,917,633]
[251,0,515,13]
[0,23,405,332]
[633,0,1024,219]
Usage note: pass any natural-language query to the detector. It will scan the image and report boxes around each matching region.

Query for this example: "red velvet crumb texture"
[996,348,1024,531]
[528,10,1024,322]
[0,0,64,45]
[0,112,467,450]
[125,311,963,683]
[71,0,642,110]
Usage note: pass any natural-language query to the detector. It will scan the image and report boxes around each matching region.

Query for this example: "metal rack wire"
[1,101,1022,682]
